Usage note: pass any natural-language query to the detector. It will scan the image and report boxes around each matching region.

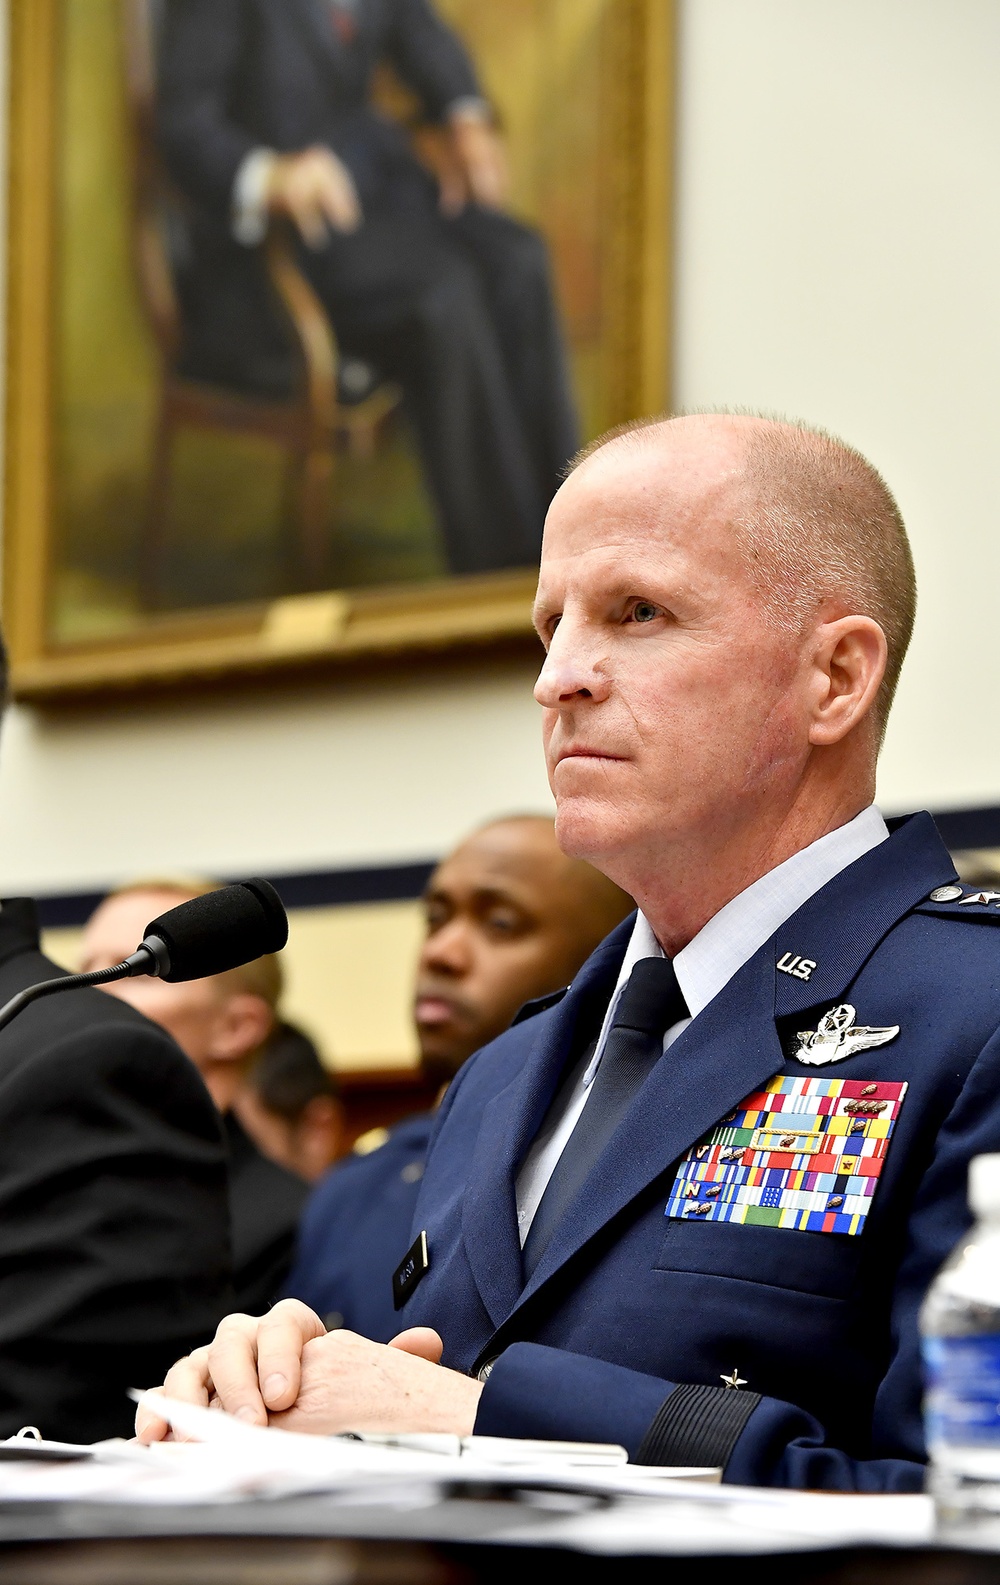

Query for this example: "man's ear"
[210,994,275,1063]
[807,615,887,747]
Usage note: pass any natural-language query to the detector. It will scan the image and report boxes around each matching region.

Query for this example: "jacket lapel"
[460,922,631,1328]
[517,946,784,1305]
[772,810,955,1021]
[510,810,956,1314]
[288,0,349,76]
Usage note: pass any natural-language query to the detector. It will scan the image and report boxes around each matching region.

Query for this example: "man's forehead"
[545,423,749,555]
[90,888,191,933]
[431,824,560,895]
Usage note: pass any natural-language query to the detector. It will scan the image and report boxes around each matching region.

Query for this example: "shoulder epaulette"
[511,986,569,1026]
[916,883,1000,921]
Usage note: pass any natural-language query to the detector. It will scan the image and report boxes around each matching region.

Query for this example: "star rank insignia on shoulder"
[922,884,1000,914]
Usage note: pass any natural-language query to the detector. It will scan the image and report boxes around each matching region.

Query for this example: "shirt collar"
[614,804,889,1019]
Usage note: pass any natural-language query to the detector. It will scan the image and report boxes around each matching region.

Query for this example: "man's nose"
[419,919,473,977]
[534,622,610,707]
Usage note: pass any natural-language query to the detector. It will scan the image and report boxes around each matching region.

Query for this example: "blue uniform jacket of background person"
[401,813,1000,1491]
[285,1112,432,1342]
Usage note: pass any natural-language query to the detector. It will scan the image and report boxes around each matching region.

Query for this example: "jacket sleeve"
[384,0,482,120]
[0,1013,231,1443]
[157,0,260,215]
[474,1344,924,1490]
[477,1030,1000,1491]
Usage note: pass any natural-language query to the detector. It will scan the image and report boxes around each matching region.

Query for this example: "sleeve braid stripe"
[636,1383,761,1469]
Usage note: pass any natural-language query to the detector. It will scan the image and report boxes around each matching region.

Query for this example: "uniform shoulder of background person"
[0,898,232,1444]
[285,1111,434,1342]
[224,1110,310,1316]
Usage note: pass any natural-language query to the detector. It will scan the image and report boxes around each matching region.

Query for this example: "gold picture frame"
[4,0,674,704]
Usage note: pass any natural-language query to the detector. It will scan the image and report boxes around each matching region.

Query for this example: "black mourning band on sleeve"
[636,1383,761,1469]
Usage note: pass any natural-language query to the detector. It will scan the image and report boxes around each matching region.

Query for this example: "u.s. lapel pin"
[794,1004,899,1067]
[777,952,817,981]
[392,1230,429,1311]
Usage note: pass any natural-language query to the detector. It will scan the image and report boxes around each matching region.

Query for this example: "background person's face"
[414,823,614,1082]
[79,889,232,1070]
[533,432,811,880]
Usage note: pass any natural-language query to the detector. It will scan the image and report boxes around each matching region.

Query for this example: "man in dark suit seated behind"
[80,880,308,1315]
[156,0,579,576]
[0,665,230,1442]
[284,815,632,1342]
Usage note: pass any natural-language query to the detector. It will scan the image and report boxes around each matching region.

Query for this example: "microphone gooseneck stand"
[0,940,168,1036]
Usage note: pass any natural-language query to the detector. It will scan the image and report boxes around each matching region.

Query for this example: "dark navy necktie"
[521,957,689,1280]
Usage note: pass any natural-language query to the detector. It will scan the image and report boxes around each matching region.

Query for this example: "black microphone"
[0,879,288,1035]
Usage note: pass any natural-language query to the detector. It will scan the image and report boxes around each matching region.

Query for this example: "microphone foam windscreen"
[143,879,289,982]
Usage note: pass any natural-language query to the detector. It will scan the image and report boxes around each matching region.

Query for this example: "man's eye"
[631,601,661,624]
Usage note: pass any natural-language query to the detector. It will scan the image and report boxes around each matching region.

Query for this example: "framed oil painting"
[5,0,673,702]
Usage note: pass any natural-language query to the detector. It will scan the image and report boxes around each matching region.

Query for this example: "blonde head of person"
[79,879,282,1115]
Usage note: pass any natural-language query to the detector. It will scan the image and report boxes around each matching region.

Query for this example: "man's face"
[533,424,812,878]
[414,823,611,1082]
[79,889,232,1070]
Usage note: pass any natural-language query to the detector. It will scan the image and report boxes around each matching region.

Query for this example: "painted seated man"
[140,413,1000,1492]
[156,0,579,575]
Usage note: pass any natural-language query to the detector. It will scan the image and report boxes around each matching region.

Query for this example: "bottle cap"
[969,1154,1000,1216]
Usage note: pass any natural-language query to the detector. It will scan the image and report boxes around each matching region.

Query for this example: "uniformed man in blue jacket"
[140,411,1000,1492]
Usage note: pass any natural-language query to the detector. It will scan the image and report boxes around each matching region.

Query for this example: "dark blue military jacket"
[285,1113,433,1343]
[402,813,1000,1490]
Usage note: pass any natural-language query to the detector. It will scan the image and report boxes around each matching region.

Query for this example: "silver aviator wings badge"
[794,1003,899,1067]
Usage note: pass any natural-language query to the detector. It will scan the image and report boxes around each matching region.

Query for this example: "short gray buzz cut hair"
[570,410,917,730]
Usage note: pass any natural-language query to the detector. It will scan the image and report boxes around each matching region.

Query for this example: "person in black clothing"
[235,1021,343,1184]
[155,0,579,575]
[0,669,231,1442]
[80,880,308,1314]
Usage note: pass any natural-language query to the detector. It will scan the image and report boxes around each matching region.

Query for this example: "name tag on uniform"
[665,1074,907,1236]
[392,1230,429,1310]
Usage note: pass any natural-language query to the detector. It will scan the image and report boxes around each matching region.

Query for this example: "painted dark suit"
[156,0,579,575]
[402,814,1000,1490]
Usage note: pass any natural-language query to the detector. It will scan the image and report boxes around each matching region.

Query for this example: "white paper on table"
[125,1392,719,1499]
[0,1396,936,1562]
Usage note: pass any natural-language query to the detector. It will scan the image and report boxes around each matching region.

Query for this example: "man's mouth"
[414,995,459,1027]
[555,747,627,764]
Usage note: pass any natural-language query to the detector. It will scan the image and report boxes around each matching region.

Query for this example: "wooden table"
[1,1538,1000,1585]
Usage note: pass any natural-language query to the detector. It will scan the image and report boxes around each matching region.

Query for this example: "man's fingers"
[290,196,330,250]
[142,1350,214,1444]
[204,1313,269,1426]
[319,173,362,234]
[161,1348,211,1406]
[134,1386,171,1445]
[468,152,507,209]
[256,1299,327,1411]
[387,1326,444,1364]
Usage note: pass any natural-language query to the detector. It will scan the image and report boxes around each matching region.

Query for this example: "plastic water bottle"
[922,1154,1000,1531]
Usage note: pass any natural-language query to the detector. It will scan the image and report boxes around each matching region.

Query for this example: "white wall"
[673,0,1000,813]
[0,659,552,892]
[2,0,1000,894]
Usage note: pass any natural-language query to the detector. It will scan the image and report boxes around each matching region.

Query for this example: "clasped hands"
[134,1299,483,1443]
[265,109,508,247]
